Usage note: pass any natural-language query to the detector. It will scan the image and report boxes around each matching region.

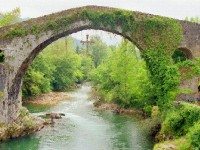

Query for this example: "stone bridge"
[0,5,199,123]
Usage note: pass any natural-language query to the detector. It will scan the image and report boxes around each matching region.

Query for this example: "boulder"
[45,113,65,119]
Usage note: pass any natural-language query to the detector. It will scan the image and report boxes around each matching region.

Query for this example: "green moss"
[0,91,4,100]
[6,27,28,38]
[0,106,42,141]
[6,122,22,137]
[19,107,29,118]
[177,59,200,80]
[0,6,182,53]
[21,115,36,129]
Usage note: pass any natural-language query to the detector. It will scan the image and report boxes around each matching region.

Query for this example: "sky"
[0,0,199,45]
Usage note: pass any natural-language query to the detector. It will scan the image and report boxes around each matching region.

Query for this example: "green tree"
[185,17,200,23]
[22,54,53,97]
[91,40,151,108]
[0,8,20,27]
[22,37,83,98]
[88,36,110,68]
[80,54,94,81]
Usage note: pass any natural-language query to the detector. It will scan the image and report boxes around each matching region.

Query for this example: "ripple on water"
[0,84,153,150]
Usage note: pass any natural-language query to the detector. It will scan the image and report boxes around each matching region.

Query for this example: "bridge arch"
[1,5,198,123]
[8,27,135,103]
[172,47,193,63]
[177,47,193,59]
[4,7,182,99]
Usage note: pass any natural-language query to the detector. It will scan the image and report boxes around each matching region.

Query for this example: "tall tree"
[88,36,110,68]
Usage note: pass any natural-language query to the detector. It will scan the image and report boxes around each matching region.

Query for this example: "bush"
[160,103,200,138]
[6,122,22,137]
[162,111,185,137]
[22,37,83,98]
[91,40,152,109]
[19,107,29,118]
[151,106,160,118]
[21,116,36,129]
[187,121,200,149]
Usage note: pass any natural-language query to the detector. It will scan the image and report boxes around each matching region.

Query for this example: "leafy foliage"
[22,35,110,97]
[0,8,20,27]
[187,121,200,149]
[22,37,83,97]
[91,40,152,110]
[185,17,200,23]
[160,103,200,137]
[88,36,110,68]
[22,54,53,97]
[142,48,180,110]
[176,58,200,80]
[4,7,183,111]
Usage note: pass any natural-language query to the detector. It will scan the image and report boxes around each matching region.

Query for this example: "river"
[0,84,153,150]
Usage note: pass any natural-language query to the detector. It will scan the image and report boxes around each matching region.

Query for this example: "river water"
[0,84,153,150]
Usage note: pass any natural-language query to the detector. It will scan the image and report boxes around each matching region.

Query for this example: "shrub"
[19,107,29,118]
[187,121,200,149]
[6,122,22,137]
[160,103,200,138]
[21,116,36,129]
[151,106,160,118]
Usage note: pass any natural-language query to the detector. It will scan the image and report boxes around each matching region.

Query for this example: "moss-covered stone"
[0,91,4,100]
[0,107,44,141]
[0,6,182,54]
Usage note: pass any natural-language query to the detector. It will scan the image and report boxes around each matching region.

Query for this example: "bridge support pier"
[0,64,21,123]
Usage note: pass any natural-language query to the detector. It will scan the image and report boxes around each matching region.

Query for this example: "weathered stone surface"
[0,5,199,123]
[178,77,200,101]
[0,107,44,141]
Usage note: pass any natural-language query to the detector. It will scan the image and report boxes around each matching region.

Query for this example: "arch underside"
[8,24,140,101]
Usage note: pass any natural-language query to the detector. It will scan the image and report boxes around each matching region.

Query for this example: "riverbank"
[90,88,146,118]
[0,92,71,141]
[153,102,200,150]
[91,87,162,143]
[93,99,200,149]
[93,100,147,119]
[23,92,70,106]
[0,107,44,141]
[0,84,154,149]
[94,101,161,138]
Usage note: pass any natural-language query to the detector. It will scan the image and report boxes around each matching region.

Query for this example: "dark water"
[0,84,153,150]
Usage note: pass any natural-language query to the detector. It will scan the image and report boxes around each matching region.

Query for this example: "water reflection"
[0,136,40,150]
